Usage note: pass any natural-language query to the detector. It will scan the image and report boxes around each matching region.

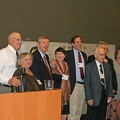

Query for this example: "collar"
[95,59,103,67]
[38,49,45,59]
[73,48,81,54]
[8,44,16,54]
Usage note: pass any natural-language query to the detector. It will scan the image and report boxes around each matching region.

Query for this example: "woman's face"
[117,50,120,59]
[55,51,66,62]
[21,55,32,69]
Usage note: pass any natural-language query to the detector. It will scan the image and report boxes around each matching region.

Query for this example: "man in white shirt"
[0,32,22,93]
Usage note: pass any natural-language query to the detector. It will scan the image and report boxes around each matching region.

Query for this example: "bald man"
[88,41,117,94]
[0,32,22,93]
[84,47,113,120]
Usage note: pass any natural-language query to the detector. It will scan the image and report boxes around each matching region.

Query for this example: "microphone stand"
[19,68,26,92]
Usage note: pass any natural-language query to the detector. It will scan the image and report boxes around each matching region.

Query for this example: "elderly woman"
[50,47,71,120]
[11,53,40,92]
[114,48,120,99]
[106,48,120,120]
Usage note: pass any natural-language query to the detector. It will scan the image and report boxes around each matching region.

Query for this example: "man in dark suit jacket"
[84,47,113,120]
[65,35,87,120]
[88,41,117,94]
[30,36,52,90]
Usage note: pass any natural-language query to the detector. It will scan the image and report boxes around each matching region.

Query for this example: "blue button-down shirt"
[73,48,85,82]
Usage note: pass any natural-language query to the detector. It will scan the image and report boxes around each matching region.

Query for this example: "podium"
[0,89,61,120]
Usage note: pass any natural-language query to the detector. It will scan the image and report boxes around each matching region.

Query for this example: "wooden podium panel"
[0,89,61,120]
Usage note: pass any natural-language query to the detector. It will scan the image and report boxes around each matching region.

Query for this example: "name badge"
[78,63,84,68]
[100,74,104,79]
[37,80,42,85]
[62,74,68,80]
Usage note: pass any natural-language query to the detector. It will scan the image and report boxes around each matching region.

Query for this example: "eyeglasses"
[103,48,108,51]
[12,38,23,42]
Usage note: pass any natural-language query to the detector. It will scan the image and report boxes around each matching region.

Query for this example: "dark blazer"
[88,55,117,91]
[30,49,52,89]
[84,61,113,106]
[65,49,87,93]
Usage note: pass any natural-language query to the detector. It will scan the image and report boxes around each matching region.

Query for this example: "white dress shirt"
[0,45,17,85]
[95,59,106,88]
[95,59,104,77]
[38,49,50,69]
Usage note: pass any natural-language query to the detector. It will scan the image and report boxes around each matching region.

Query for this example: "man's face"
[72,37,82,51]
[100,44,108,55]
[9,33,22,51]
[38,38,49,54]
[95,48,106,63]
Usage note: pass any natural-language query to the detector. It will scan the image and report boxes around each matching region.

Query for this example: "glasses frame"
[11,37,23,42]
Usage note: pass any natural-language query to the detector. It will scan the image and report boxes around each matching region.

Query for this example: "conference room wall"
[0,0,120,49]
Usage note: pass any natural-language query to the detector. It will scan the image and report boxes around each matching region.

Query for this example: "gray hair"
[98,41,108,46]
[37,36,49,43]
[94,46,104,54]
[8,32,21,40]
[17,52,33,68]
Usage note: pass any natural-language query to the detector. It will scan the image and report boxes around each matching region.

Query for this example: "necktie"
[43,56,52,79]
[99,64,103,74]
[78,52,84,79]
[16,52,19,68]
[16,51,19,59]
[99,64,105,86]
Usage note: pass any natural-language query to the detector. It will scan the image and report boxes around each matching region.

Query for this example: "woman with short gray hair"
[11,52,40,92]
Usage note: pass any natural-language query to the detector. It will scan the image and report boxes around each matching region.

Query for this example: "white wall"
[19,41,115,60]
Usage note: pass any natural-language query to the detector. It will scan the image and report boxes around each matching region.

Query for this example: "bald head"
[94,47,106,63]
[8,32,22,51]
[8,32,21,41]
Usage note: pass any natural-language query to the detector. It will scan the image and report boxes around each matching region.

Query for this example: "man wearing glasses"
[0,32,22,93]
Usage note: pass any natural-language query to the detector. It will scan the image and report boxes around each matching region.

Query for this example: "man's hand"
[87,99,93,106]
[8,77,21,87]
